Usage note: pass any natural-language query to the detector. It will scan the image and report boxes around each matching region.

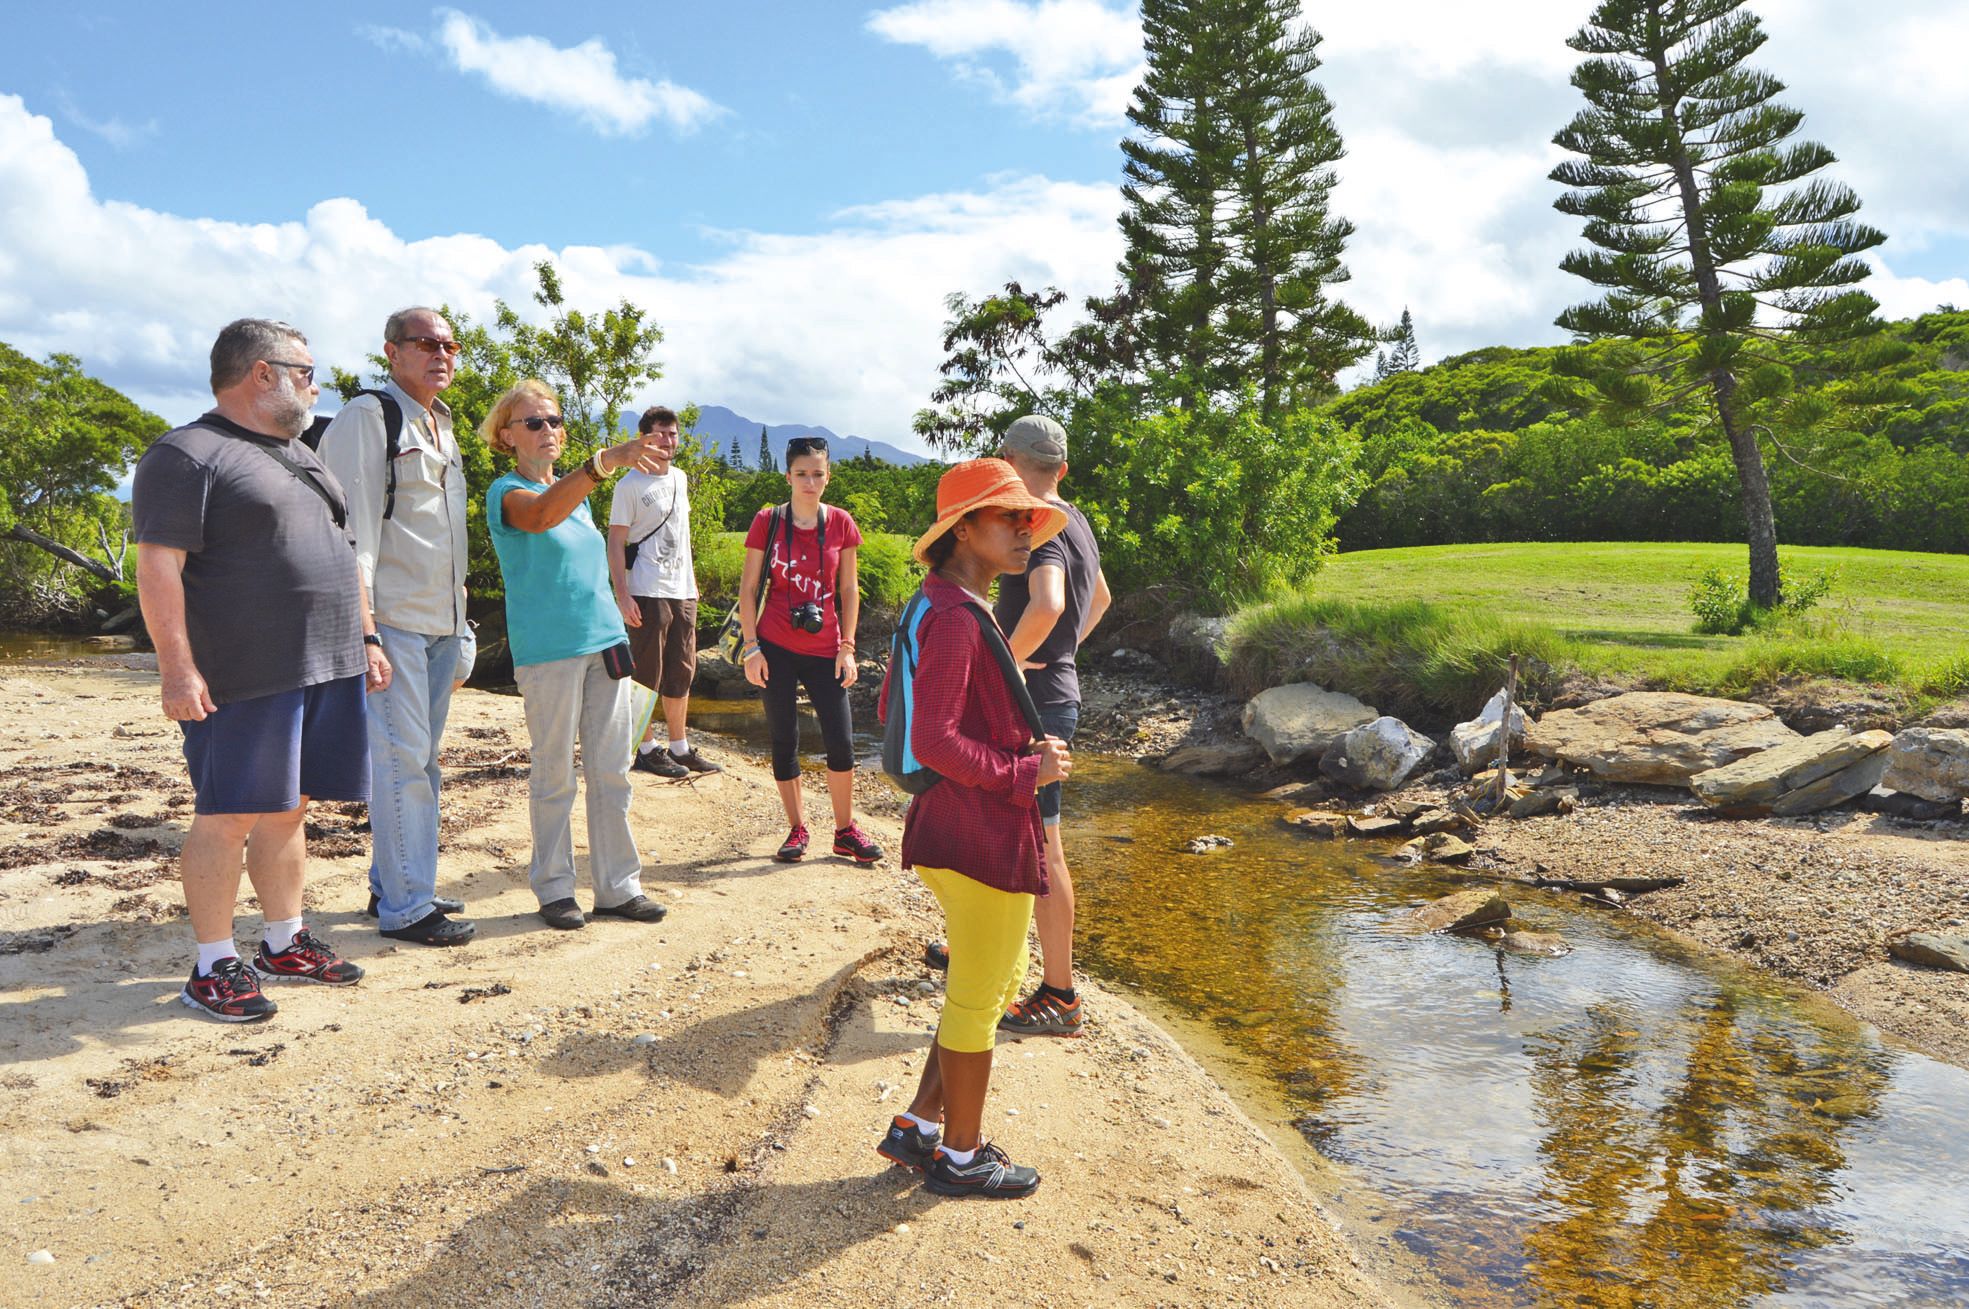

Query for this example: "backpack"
[882,586,1045,795]
[305,389,405,520]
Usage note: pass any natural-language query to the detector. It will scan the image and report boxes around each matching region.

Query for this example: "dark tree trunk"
[6,524,120,584]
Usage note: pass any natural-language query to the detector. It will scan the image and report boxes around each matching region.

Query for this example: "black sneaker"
[775,824,810,862]
[875,1116,941,1173]
[180,957,277,1023]
[669,747,722,775]
[253,929,364,986]
[831,822,882,865]
[633,748,689,779]
[924,1141,1040,1200]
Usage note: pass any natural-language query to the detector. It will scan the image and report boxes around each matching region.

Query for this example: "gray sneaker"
[633,748,688,779]
[669,746,722,774]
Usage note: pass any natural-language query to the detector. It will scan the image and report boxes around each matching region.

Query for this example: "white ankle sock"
[195,938,238,976]
[638,740,659,754]
[669,738,688,754]
[262,917,303,953]
[902,1111,940,1136]
[938,1143,977,1166]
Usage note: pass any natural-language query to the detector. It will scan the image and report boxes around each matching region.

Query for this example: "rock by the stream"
[1284,810,1348,839]
[1888,933,1969,973]
[1346,814,1405,838]
[1319,716,1436,791]
[1157,739,1268,777]
[1241,683,1378,765]
[1688,726,1894,816]
[1395,832,1474,863]
[1400,889,1510,934]
[1165,614,1230,685]
[1450,687,1530,775]
[1500,930,1571,957]
[1524,691,1801,786]
[1881,727,1969,802]
[1861,786,1963,821]
[1184,834,1234,854]
[1508,787,1577,819]
[1407,806,1470,835]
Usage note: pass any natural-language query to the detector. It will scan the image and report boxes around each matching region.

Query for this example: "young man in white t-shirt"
[607,406,720,778]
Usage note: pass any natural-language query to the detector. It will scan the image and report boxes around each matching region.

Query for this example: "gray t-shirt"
[994,501,1100,708]
[131,413,366,704]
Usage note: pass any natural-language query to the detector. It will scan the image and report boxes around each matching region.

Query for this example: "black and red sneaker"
[180,957,277,1023]
[253,929,364,986]
[876,1115,941,1172]
[831,822,883,866]
[775,824,810,862]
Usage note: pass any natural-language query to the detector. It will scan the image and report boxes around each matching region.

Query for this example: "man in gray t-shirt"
[132,318,388,1025]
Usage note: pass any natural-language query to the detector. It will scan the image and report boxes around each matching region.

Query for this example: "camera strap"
[782,503,827,621]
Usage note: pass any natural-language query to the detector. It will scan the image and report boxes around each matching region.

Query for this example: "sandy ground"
[0,662,1393,1309]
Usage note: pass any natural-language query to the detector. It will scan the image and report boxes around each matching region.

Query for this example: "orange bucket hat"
[911,458,1069,565]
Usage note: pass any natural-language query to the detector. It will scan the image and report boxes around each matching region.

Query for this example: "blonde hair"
[481,379,561,455]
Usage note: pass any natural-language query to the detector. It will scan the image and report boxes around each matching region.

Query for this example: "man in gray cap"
[992,414,1109,1039]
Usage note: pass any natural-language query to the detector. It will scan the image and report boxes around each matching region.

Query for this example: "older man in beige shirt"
[319,306,475,946]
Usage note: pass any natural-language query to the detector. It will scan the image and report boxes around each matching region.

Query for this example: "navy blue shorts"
[1036,703,1079,826]
[180,675,370,815]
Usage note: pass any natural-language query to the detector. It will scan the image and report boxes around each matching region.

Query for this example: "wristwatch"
[363,634,383,647]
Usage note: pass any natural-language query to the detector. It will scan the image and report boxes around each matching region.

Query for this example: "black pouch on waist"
[601,641,636,680]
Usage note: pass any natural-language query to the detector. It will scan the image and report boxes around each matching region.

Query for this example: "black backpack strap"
[959,600,1046,740]
[355,389,404,521]
[756,505,783,609]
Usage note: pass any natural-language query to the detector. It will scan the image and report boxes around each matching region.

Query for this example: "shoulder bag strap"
[756,505,783,609]
[230,432,348,531]
[960,600,1046,739]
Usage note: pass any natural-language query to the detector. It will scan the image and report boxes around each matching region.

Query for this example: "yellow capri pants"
[917,865,1035,1054]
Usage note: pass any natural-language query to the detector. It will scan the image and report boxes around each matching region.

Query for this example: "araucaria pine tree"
[1378,307,1419,378]
[1112,0,1370,417]
[1551,0,1885,606]
[757,426,773,473]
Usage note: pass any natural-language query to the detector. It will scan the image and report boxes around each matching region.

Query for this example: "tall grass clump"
[1225,598,1577,722]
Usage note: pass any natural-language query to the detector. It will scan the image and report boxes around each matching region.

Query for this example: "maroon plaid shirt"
[880,574,1048,896]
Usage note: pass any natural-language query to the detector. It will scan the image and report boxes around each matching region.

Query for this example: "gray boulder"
[1888,933,1969,973]
[1449,687,1530,774]
[1881,727,1969,802]
[1241,683,1377,765]
[1524,691,1800,786]
[1861,787,1962,821]
[1689,727,1893,816]
[1319,716,1436,791]
[1166,614,1230,685]
[1400,889,1510,934]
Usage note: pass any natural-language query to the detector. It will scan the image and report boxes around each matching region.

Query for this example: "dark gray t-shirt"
[994,501,1100,708]
[131,414,365,704]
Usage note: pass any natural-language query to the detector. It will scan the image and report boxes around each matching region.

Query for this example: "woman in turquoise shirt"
[484,379,671,931]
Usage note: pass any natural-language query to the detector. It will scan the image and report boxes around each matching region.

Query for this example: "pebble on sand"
[27,1250,54,1265]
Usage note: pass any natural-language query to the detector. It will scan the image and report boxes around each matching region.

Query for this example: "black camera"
[790,601,825,634]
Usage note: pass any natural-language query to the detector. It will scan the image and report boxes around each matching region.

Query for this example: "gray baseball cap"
[1003,414,1067,464]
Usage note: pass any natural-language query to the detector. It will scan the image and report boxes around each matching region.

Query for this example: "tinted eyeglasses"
[509,414,565,432]
[399,335,462,356]
[264,360,316,385]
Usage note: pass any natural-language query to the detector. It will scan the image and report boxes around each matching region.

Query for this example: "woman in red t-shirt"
[737,436,883,865]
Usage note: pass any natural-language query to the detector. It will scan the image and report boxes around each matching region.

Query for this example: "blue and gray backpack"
[882,586,1045,795]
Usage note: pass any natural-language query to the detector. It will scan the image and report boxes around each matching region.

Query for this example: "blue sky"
[3,1,1965,453]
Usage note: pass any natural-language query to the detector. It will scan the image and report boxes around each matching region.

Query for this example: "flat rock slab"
[1768,751,1892,817]
[1284,810,1348,839]
[1508,788,1577,819]
[1400,889,1510,934]
[1346,815,1405,838]
[1500,930,1571,957]
[1882,727,1969,802]
[1408,807,1470,835]
[1525,691,1800,786]
[1241,683,1377,765]
[1889,933,1969,973]
[1396,832,1474,863]
[1690,726,1892,812]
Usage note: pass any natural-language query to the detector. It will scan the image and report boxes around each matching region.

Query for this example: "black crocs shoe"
[367,893,464,919]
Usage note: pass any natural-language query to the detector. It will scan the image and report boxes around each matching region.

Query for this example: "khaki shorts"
[629,597,698,698]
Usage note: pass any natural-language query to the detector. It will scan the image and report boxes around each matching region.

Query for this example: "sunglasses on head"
[510,414,565,431]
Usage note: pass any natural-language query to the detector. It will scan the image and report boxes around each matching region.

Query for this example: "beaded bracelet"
[740,643,762,660]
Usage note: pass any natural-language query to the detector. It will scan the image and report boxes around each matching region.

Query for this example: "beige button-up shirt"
[319,379,468,637]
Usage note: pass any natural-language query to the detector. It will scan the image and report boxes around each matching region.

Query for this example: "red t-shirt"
[745,504,863,656]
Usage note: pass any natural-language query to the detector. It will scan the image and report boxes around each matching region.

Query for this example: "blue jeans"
[1036,703,1079,827]
[367,624,460,930]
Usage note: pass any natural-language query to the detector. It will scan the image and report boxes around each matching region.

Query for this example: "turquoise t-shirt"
[486,470,628,667]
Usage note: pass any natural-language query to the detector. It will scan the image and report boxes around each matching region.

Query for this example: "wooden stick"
[1490,654,1519,810]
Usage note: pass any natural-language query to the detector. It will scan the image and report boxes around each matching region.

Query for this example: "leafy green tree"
[912,282,1078,454]
[0,343,166,587]
[1550,0,1887,605]
[496,260,664,463]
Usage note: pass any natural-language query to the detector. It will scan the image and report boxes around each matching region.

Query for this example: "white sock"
[938,1143,977,1166]
[196,938,238,976]
[669,738,689,755]
[638,740,659,754]
[262,916,304,954]
[902,1111,940,1136]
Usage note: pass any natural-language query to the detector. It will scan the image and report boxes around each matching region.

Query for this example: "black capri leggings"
[759,636,856,781]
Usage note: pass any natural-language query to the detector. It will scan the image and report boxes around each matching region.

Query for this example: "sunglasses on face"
[264,360,316,385]
[401,335,461,356]
[508,414,565,431]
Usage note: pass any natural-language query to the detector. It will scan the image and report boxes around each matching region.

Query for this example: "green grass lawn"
[1228,542,1968,717]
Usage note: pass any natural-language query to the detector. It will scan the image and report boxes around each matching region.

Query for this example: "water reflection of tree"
[1520,990,1893,1307]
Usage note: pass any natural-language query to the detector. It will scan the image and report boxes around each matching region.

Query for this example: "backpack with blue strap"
[882,585,1046,794]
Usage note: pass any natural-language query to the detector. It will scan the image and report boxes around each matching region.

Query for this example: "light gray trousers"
[512,651,643,908]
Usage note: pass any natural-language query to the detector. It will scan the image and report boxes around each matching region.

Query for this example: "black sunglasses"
[263,360,316,385]
[399,335,462,356]
[508,414,565,431]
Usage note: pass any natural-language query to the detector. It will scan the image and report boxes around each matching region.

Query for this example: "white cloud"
[54,91,157,150]
[0,95,1117,450]
[375,9,724,136]
[867,0,1142,125]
